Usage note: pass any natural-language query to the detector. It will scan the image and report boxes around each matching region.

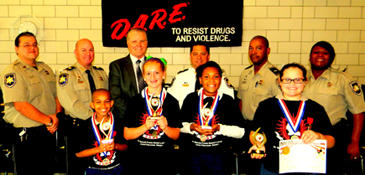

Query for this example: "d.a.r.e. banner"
[102,0,243,47]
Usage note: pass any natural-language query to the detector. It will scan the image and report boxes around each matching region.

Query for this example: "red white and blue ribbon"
[91,112,115,146]
[278,99,306,133]
[143,87,167,116]
[198,89,219,127]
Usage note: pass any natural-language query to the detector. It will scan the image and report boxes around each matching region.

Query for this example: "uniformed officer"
[237,35,280,175]
[168,44,235,108]
[1,32,61,175]
[303,41,365,175]
[237,35,280,122]
[57,38,108,175]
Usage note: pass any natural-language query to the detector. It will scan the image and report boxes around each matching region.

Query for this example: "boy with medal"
[75,89,127,175]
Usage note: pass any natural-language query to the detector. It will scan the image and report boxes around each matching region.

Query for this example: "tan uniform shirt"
[237,61,280,121]
[303,68,365,125]
[57,62,108,120]
[1,59,57,127]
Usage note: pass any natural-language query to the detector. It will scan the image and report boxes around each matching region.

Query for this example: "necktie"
[136,60,145,93]
[85,70,96,94]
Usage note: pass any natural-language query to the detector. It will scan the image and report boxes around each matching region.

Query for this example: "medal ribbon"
[198,89,219,126]
[143,87,167,116]
[278,99,306,133]
[91,112,115,146]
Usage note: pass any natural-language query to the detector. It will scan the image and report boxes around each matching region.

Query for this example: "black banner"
[102,0,243,47]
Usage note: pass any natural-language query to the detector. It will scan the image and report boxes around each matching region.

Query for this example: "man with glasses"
[303,41,365,174]
[237,35,280,175]
[1,32,61,175]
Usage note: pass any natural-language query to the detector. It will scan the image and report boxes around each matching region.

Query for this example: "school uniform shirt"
[75,114,124,170]
[251,94,333,172]
[123,89,182,152]
[180,89,245,152]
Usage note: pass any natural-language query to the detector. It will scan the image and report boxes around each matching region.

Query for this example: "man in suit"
[109,28,148,119]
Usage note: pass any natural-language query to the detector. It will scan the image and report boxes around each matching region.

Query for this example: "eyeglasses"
[21,44,38,48]
[281,78,305,84]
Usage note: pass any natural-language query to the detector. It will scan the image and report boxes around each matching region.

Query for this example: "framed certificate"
[279,139,327,174]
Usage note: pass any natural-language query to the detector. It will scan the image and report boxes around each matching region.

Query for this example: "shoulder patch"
[244,65,253,70]
[65,66,76,71]
[269,67,280,75]
[59,73,69,87]
[349,81,362,96]
[223,77,234,89]
[4,73,16,88]
[93,66,104,71]
[177,68,189,74]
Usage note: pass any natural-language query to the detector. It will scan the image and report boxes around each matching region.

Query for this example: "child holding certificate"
[75,89,128,175]
[180,61,245,175]
[248,63,335,174]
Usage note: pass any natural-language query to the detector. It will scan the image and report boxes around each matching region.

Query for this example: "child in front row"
[75,89,128,175]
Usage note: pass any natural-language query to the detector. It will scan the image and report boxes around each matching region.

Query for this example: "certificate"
[279,139,327,174]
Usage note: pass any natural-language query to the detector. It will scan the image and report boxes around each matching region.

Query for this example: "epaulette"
[177,68,189,74]
[64,66,76,71]
[93,66,104,71]
[269,67,280,75]
[223,77,234,89]
[244,65,253,70]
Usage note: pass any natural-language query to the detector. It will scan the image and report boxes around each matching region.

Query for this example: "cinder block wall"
[0,0,365,89]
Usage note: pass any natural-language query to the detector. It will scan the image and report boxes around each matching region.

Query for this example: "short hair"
[310,41,336,66]
[190,44,210,55]
[250,35,269,48]
[92,89,111,102]
[126,28,148,42]
[280,63,307,81]
[142,57,166,73]
[15,32,37,47]
[196,61,223,80]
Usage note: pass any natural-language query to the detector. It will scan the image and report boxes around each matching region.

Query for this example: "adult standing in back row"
[109,28,148,119]
[303,41,365,175]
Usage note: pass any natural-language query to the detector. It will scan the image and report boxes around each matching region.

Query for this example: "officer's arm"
[13,101,52,125]
[220,76,235,99]
[55,97,62,113]
[348,113,364,159]
[57,73,93,119]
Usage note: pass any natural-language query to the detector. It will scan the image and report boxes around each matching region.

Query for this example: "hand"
[47,113,59,134]
[347,141,360,160]
[301,130,320,144]
[99,141,114,152]
[190,123,211,135]
[144,116,157,130]
[248,145,266,159]
[156,116,168,130]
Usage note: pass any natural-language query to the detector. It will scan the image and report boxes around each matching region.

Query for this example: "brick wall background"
[0,0,365,88]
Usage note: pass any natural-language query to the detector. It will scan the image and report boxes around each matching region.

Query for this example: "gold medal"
[103,158,110,165]
[200,135,207,142]
[152,131,157,137]
[291,135,299,140]
[282,147,290,155]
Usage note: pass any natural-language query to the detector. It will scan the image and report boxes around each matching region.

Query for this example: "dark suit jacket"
[109,54,145,119]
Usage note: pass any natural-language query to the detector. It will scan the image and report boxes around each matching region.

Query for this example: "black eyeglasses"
[281,78,305,84]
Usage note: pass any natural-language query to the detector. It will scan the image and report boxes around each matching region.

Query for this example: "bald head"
[74,38,94,69]
[92,89,111,102]
[250,35,269,48]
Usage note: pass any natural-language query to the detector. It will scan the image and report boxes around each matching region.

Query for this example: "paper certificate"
[279,139,327,174]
